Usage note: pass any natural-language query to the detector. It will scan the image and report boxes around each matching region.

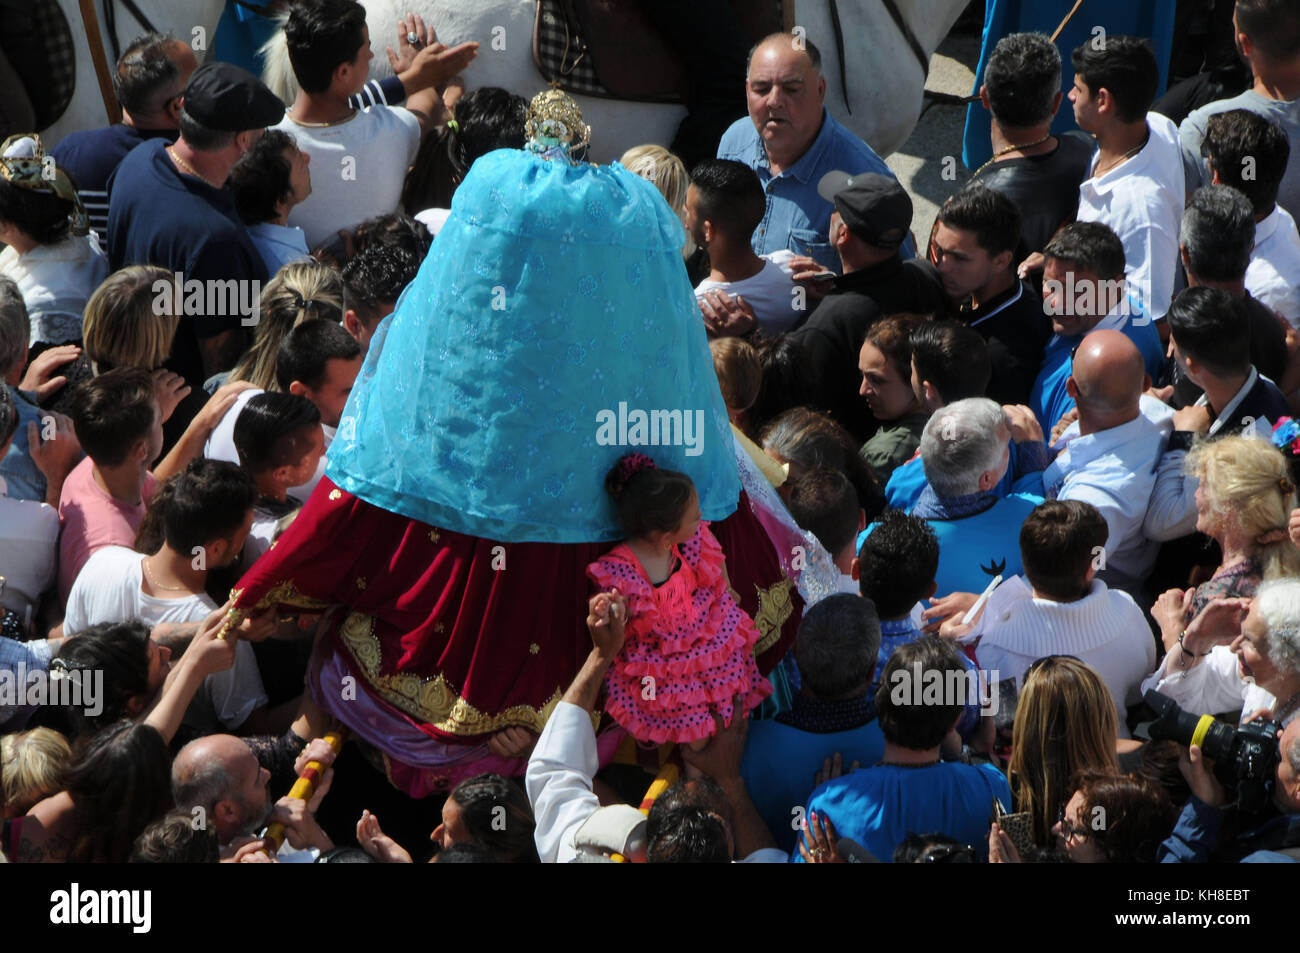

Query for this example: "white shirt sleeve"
[392,107,422,166]
[1143,449,1199,542]
[525,701,602,864]
[1140,645,1247,716]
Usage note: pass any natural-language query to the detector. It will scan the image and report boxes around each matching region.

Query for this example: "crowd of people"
[4,0,1300,865]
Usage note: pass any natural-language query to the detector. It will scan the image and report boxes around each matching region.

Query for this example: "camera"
[1142,690,1280,813]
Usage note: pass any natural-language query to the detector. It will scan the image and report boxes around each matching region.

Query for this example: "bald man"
[717,32,914,272]
[172,734,274,846]
[52,35,200,235]
[1043,329,1174,601]
[172,733,338,857]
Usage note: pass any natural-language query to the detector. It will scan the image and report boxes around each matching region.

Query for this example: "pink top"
[586,522,771,745]
[57,457,157,603]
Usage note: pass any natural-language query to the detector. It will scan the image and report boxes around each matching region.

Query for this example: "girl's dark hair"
[54,620,152,739]
[604,454,696,539]
[449,774,539,863]
[747,334,816,438]
[402,87,528,212]
[759,407,884,518]
[0,177,75,245]
[63,720,173,862]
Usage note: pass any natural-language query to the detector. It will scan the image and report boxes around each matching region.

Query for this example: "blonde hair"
[229,260,344,391]
[82,265,180,372]
[1008,657,1119,846]
[1,727,72,817]
[619,144,695,257]
[1188,435,1300,580]
[710,337,761,413]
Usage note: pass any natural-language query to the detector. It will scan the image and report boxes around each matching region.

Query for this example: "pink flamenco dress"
[586,522,772,745]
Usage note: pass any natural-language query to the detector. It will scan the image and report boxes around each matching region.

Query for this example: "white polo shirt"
[1077,112,1185,322]
[1246,204,1300,329]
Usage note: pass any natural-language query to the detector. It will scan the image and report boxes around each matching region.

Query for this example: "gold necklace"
[973,134,1054,177]
[143,557,190,592]
[1091,132,1149,179]
[168,146,221,188]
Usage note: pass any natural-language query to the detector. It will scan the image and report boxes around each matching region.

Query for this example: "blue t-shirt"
[107,139,267,385]
[718,109,915,272]
[51,124,177,236]
[1029,305,1166,434]
[927,493,1041,598]
[743,717,885,853]
[0,386,48,503]
[795,762,1012,862]
[884,441,1045,512]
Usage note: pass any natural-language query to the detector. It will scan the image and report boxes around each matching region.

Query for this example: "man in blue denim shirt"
[717,33,915,274]
[0,280,49,502]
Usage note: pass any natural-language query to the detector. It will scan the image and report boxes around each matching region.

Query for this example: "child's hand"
[586,589,627,659]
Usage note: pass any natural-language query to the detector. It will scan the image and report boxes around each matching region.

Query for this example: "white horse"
[47,0,967,159]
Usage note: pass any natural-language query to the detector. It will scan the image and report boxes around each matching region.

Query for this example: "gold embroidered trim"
[248,580,334,613]
[338,610,596,735]
[752,576,795,656]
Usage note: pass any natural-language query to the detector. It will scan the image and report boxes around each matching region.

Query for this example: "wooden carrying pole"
[77,0,123,124]
[262,731,346,853]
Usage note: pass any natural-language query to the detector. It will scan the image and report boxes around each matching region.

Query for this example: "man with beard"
[172,733,336,857]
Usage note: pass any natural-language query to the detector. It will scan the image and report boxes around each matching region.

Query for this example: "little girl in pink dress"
[587,453,771,746]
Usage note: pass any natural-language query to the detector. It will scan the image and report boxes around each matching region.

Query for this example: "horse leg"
[0,46,35,138]
[634,0,749,169]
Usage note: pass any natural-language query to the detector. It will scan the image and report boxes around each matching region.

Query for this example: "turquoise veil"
[326,148,740,543]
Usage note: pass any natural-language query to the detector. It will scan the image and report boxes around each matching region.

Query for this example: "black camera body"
[1143,690,1281,813]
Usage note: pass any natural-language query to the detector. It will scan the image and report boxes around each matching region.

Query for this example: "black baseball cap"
[181,62,285,132]
[817,171,912,249]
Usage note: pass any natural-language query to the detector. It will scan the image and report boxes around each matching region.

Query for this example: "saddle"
[0,0,77,133]
[534,0,787,103]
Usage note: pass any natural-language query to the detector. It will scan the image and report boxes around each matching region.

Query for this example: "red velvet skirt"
[232,477,800,753]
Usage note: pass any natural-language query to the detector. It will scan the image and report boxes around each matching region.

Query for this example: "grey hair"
[983,32,1062,128]
[1287,725,1300,779]
[747,32,822,74]
[178,107,238,153]
[1180,185,1255,283]
[919,397,1008,498]
[171,743,240,822]
[1255,578,1300,676]
[0,385,16,448]
[0,276,29,376]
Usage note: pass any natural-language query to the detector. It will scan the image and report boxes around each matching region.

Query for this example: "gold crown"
[524,87,591,153]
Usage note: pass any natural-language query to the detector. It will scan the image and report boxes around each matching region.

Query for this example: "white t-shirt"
[1246,205,1300,329]
[274,106,421,248]
[0,490,58,627]
[694,250,801,333]
[1077,112,1184,321]
[63,545,267,730]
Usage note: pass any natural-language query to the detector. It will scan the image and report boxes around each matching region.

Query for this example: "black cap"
[817,171,912,248]
[182,62,285,132]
